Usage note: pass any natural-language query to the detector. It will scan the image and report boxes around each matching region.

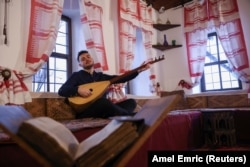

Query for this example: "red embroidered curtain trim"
[0,0,63,105]
[79,0,107,71]
[184,0,249,85]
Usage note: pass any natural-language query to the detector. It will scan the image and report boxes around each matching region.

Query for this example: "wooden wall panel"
[207,94,249,108]
[186,96,207,108]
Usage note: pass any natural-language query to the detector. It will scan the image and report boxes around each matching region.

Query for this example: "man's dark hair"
[77,50,89,62]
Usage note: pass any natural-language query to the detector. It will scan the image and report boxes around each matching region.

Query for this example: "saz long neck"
[109,55,165,85]
[109,66,142,84]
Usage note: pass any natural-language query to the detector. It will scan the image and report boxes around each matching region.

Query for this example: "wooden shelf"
[153,24,180,31]
[152,45,182,51]
[152,23,182,51]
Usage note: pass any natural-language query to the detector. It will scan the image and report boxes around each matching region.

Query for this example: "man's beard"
[84,63,94,70]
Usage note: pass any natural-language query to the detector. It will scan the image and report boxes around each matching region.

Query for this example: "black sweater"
[58,70,139,97]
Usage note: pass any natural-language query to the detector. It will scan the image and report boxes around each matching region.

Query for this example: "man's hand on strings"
[77,87,92,97]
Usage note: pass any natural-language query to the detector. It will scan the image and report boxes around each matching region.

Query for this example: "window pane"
[206,52,218,63]
[202,32,241,92]
[56,32,67,45]
[49,57,55,70]
[218,42,227,61]
[49,84,55,92]
[205,54,210,63]
[205,74,213,83]
[55,58,67,71]
[221,71,230,81]
[56,71,67,83]
[219,52,227,61]
[49,70,55,83]
[230,73,238,80]
[34,68,47,82]
[55,45,67,54]
[58,20,67,33]
[206,83,213,90]
[55,84,62,92]
[213,82,221,89]
[34,83,47,92]
[211,54,218,63]
[222,81,231,89]
[210,45,217,55]
[211,65,219,73]
[231,81,239,87]
[204,66,212,74]
[208,35,216,45]
[212,73,220,82]
[220,64,229,72]
[32,83,38,92]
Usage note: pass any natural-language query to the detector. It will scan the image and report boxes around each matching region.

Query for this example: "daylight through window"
[201,32,242,92]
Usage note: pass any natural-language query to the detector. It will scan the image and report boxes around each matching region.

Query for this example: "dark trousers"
[76,98,137,119]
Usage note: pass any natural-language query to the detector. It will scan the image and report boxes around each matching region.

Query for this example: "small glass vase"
[163,34,168,46]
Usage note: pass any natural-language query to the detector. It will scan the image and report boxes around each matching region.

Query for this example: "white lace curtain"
[0,0,63,105]
[184,0,249,86]
[118,0,156,82]
[78,0,108,72]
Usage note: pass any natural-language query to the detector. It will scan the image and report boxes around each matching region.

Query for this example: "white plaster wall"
[152,7,190,93]
[0,0,29,70]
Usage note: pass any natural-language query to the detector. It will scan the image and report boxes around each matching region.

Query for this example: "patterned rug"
[60,118,110,131]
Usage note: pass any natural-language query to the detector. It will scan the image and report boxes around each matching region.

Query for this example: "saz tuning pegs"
[153,55,165,62]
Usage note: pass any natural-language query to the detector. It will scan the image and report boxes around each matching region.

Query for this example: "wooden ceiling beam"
[145,0,193,11]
